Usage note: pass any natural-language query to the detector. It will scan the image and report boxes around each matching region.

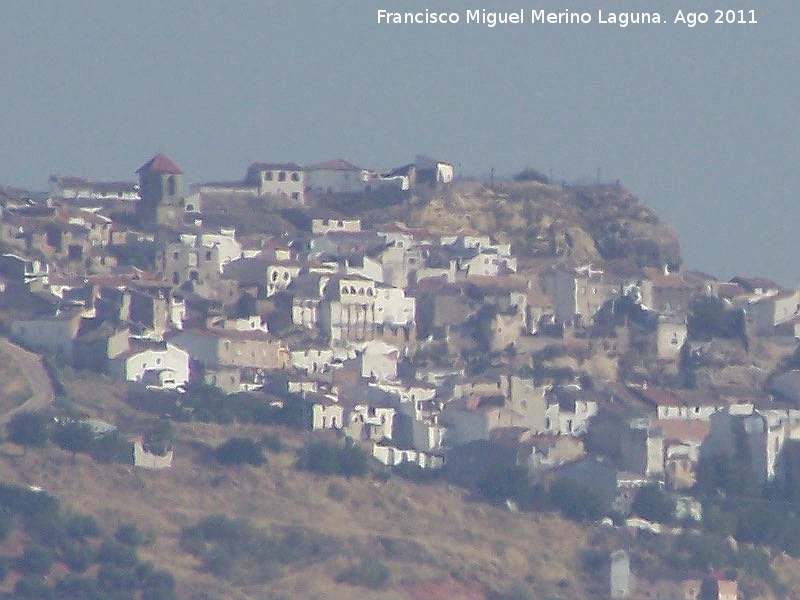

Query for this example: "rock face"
[332,179,682,269]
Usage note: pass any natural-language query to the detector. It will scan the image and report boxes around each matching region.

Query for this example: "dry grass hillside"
[0,367,602,600]
[0,351,31,414]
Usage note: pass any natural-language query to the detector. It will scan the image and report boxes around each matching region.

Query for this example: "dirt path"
[0,338,55,424]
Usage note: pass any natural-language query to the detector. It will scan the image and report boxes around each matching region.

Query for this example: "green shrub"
[326,482,347,502]
[16,543,54,576]
[115,523,147,547]
[60,541,93,573]
[140,568,176,600]
[95,541,137,568]
[631,484,676,523]
[260,433,283,453]
[336,558,391,589]
[89,431,133,464]
[549,479,606,522]
[477,466,530,504]
[297,440,367,477]
[14,576,53,599]
[7,411,50,452]
[54,575,100,600]
[51,421,94,457]
[66,514,101,540]
[97,564,137,599]
[215,437,265,466]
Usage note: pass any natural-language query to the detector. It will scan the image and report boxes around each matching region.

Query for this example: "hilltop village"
[1,153,800,598]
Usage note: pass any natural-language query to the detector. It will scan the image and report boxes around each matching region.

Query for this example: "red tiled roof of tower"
[136,154,183,175]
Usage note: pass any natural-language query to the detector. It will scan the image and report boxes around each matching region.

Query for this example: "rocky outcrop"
[338,179,682,270]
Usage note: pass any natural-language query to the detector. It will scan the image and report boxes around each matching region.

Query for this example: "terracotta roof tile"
[136,153,183,175]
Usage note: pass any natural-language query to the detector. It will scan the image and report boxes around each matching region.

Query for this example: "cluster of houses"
[3,152,800,513]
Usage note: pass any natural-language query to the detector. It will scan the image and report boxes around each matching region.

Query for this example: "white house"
[347,404,395,442]
[373,285,415,325]
[656,316,688,359]
[372,443,444,469]
[311,218,361,234]
[291,347,335,375]
[109,341,189,390]
[49,175,141,202]
[132,436,174,469]
[610,550,631,599]
[11,308,83,362]
[245,162,304,202]
[199,229,243,268]
[307,393,344,430]
[358,340,400,382]
[304,159,373,195]
[740,290,800,336]
[414,155,454,184]
[266,262,303,297]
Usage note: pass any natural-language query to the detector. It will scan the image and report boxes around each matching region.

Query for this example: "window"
[341,287,348,295]
[172,251,179,260]
[290,172,299,182]
[278,171,286,182]
[283,271,290,281]
[265,171,273,181]
[172,272,179,285]
[205,251,212,261]
[291,192,300,200]
[167,175,177,196]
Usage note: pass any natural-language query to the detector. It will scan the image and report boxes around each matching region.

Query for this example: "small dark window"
[264,171,273,181]
[278,171,286,182]
[205,251,212,261]
[290,172,299,182]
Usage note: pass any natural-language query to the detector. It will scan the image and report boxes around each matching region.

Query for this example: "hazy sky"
[0,2,796,285]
